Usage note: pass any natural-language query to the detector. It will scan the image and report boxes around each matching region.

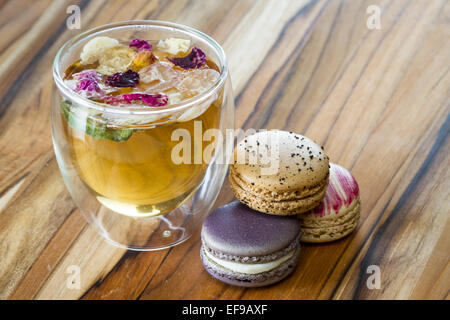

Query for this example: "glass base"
[84,201,196,251]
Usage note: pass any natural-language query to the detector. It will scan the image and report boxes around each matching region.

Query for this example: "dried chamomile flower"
[80,36,119,65]
[96,46,137,75]
[157,38,191,55]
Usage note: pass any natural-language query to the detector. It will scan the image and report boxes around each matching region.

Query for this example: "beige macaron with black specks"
[229,130,329,215]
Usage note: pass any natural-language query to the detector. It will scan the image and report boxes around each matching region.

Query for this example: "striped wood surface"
[0,0,449,299]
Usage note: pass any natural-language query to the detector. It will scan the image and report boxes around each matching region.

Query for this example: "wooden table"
[0,0,448,300]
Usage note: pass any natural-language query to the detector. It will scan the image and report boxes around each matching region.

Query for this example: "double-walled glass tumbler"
[52,21,234,250]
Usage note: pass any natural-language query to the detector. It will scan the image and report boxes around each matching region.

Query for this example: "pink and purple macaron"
[200,201,301,287]
[299,163,361,243]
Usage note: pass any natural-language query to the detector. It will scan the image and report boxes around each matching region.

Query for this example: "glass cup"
[51,21,234,251]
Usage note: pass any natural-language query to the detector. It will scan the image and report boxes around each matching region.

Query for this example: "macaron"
[200,201,301,287]
[299,163,361,243]
[229,130,329,215]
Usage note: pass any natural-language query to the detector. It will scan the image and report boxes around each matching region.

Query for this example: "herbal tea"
[60,36,222,216]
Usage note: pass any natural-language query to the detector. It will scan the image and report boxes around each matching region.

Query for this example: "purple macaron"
[200,202,301,287]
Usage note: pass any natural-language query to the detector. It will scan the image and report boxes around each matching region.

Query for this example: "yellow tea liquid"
[62,100,221,216]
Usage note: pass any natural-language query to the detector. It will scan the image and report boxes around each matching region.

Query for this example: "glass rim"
[52,20,228,115]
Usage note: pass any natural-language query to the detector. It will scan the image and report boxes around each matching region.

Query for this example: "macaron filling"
[230,167,329,201]
[203,246,297,275]
[200,201,302,286]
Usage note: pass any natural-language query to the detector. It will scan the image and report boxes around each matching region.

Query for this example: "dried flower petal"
[168,47,206,69]
[131,51,156,71]
[72,70,104,97]
[73,70,100,81]
[103,93,168,106]
[78,79,97,91]
[129,39,153,51]
[106,69,140,87]
[140,94,168,106]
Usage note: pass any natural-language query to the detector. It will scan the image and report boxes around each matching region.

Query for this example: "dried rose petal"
[106,69,140,87]
[103,93,168,106]
[72,70,104,96]
[140,94,168,106]
[129,39,153,51]
[73,70,100,82]
[78,79,98,91]
[168,47,206,69]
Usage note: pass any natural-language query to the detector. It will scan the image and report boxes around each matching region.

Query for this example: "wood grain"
[0,0,449,300]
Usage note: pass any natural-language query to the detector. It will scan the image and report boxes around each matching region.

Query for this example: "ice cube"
[165,89,184,105]
[176,69,220,96]
[101,110,167,126]
[139,61,183,93]
[139,61,182,83]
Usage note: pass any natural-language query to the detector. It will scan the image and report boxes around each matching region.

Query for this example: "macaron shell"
[230,166,329,201]
[232,130,329,193]
[200,245,301,287]
[306,163,359,219]
[300,206,360,243]
[230,172,328,215]
[300,196,360,228]
[201,202,301,257]
[299,163,361,243]
[203,232,301,264]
